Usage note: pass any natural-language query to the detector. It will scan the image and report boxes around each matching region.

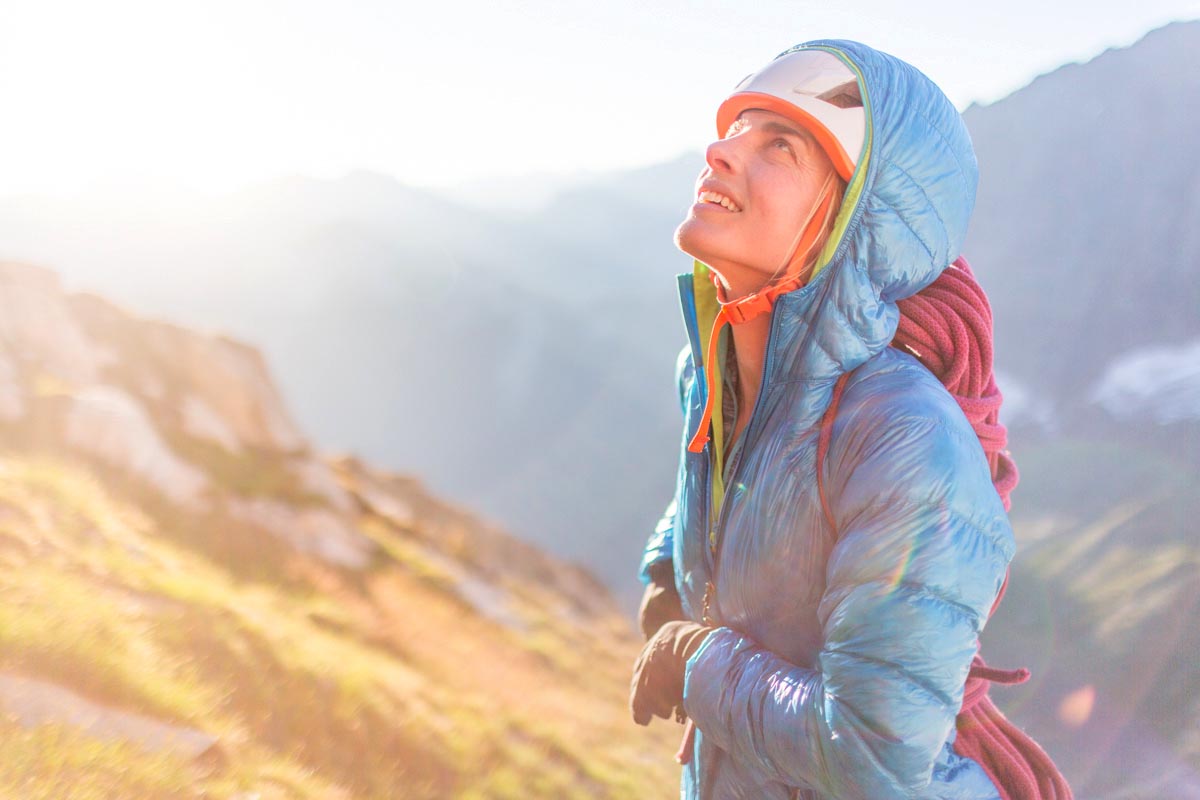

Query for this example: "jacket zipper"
[701,311,782,626]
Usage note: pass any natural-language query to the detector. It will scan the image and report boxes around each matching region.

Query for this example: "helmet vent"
[815,80,862,109]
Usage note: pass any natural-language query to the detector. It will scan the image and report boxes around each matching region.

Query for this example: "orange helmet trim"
[716,91,857,182]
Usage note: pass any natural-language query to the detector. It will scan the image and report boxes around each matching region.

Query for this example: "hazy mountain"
[962,19,1200,433]
[0,261,680,797]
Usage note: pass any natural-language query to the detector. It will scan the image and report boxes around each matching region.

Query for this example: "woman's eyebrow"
[760,120,813,141]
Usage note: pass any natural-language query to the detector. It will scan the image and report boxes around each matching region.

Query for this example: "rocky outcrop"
[0,673,224,766]
[64,384,209,508]
[0,261,307,506]
[335,455,614,622]
[179,393,242,452]
[66,288,307,453]
[226,496,375,569]
[0,349,22,421]
[0,262,112,388]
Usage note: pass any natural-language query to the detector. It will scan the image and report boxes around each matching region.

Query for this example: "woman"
[629,40,1069,799]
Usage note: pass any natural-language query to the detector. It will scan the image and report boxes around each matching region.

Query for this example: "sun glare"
[2,0,353,195]
[3,0,1196,198]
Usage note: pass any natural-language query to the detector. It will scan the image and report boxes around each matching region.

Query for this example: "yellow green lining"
[811,47,873,278]
[691,261,728,529]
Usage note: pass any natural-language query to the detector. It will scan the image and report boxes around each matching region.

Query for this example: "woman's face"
[675,109,837,294]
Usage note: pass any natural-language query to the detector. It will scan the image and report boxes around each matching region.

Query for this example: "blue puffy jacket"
[640,40,1013,799]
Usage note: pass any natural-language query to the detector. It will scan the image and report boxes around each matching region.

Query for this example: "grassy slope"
[0,454,680,799]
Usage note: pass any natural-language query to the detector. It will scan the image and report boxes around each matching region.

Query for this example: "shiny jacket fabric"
[640,40,1012,799]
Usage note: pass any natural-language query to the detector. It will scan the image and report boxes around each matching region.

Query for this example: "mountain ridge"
[0,260,679,797]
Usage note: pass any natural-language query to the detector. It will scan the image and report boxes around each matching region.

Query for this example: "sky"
[1,0,1198,198]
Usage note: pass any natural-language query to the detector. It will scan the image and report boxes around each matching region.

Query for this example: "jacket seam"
[879,164,943,264]
[904,101,973,201]
[819,646,959,709]
[837,492,1013,567]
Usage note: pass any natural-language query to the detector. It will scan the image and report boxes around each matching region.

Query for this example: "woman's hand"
[629,620,715,725]
[637,560,685,639]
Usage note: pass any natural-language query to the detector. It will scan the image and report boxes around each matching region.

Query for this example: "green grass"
[0,566,223,727]
[0,719,201,800]
[0,450,680,799]
[0,454,448,796]
[162,429,328,507]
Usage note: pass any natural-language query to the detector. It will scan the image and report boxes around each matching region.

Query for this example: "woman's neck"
[727,312,772,438]
[711,270,776,441]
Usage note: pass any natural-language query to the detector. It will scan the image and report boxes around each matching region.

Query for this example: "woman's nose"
[705,137,736,173]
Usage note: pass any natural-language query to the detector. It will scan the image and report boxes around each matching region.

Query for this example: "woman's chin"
[674,218,717,263]
[672,222,694,258]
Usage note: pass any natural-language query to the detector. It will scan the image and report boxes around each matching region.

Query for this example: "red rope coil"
[894,257,1018,509]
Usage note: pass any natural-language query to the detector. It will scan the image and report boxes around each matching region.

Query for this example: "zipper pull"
[701,581,716,625]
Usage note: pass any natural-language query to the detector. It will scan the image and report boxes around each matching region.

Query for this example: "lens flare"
[1058,684,1096,728]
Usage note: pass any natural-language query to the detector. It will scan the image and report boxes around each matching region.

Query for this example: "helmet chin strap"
[687,171,839,454]
[710,168,838,324]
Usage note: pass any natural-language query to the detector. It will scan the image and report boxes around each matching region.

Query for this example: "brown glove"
[629,620,715,726]
[638,560,684,640]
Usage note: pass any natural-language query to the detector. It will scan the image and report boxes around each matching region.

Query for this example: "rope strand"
[893,257,1019,511]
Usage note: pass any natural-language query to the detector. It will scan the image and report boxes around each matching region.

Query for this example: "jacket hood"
[682,39,979,388]
[818,39,979,303]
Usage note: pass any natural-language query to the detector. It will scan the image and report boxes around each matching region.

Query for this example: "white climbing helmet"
[716,48,866,181]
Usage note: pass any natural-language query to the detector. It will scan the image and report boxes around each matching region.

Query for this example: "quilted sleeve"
[638,345,694,584]
[682,398,1014,797]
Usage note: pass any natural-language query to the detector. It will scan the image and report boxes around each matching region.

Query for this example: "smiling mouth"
[697,190,741,212]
